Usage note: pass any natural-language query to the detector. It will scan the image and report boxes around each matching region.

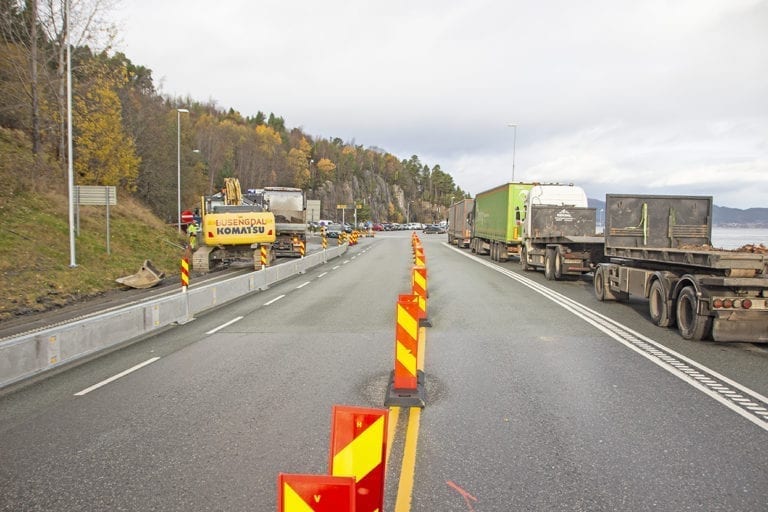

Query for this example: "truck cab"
[521,184,589,238]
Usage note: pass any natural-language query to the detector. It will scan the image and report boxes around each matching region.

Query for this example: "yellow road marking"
[394,407,421,512]
[386,406,400,466]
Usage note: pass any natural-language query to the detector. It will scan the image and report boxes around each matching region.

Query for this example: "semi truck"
[246,187,307,258]
[470,182,535,261]
[192,178,276,272]
[520,184,605,280]
[593,194,768,342]
[447,198,474,248]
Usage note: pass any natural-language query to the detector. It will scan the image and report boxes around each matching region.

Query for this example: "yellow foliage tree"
[316,157,336,182]
[73,68,140,191]
[287,137,312,188]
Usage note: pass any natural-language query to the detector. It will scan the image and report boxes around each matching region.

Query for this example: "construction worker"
[187,222,199,249]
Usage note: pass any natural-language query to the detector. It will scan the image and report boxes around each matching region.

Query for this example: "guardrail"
[0,245,348,390]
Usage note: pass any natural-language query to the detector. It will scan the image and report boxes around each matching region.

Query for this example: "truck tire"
[594,265,617,301]
[520,247,531,271]
[544,248,555,280]
[676,286,711,341]
[554,248,564,280]
[649,279,674,328]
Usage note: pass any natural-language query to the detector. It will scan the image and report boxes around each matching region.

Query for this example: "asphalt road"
[1,231,766,511]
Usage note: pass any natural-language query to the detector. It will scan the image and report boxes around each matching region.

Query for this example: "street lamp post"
[507,123,517,182]
[177,108,189,232]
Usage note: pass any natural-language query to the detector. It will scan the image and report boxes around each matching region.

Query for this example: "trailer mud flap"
[712,313,768,342]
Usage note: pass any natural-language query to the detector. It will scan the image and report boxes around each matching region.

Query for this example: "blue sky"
[116,0,767,208]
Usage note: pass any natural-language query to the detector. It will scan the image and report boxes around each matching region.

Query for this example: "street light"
[507,123,517,182]
[177,108,189,232]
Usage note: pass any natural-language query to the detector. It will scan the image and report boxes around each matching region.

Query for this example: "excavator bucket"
[116,260,165,289]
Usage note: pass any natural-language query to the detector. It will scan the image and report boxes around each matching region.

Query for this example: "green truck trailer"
[470,182,535,261]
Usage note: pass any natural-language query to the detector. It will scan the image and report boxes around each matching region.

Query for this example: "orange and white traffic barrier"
[384,294,426,407]
[411,265,430,326]
[277,473,355,511]
[413,246,425,267]
[329,405,388,512]
[180,257,189,289]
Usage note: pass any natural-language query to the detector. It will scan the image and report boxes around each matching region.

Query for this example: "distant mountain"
[587,198,768,227]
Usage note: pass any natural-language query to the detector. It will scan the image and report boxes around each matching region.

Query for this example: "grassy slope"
[0,191,188,321]
[0,130,188,322]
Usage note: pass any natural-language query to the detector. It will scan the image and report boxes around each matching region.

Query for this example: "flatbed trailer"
[593,194,768,342]
[520,204,604,280]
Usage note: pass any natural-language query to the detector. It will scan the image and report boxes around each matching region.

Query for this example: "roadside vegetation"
[0,1,468,320]
[0,128,186,321]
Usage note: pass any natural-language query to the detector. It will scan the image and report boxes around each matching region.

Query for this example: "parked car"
[423,224,446,234]
[325,223,343,238]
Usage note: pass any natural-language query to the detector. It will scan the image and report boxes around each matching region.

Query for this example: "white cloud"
[115,0,768,208]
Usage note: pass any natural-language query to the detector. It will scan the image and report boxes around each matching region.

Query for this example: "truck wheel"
[491,241,498,261]
[554,249,564,280]
[520,247,531,271]
[544,248,555,280]
[676,286,711,341]
[594,265,617,301]
[649,279,674,328]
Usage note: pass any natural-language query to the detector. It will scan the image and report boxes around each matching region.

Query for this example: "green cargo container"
[471,182,535,258]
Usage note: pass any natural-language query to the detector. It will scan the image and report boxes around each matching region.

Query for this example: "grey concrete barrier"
[0,245,346,390]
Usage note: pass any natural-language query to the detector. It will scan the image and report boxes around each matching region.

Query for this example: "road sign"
[181,210,194,224]
[336,204,347,209]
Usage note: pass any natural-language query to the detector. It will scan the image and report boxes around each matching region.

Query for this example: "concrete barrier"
[0,245,346,390]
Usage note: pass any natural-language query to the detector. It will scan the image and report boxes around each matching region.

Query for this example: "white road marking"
[296,281,311,289]
[332,265,340,270]
[74,357,160,396]
[206,316,243,335]
[264,295,286,306]
[449,244,768,432]
[318,272,328,278]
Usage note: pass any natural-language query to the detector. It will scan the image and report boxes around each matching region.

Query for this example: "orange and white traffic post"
[413,246,426,267]
[180,257,190,289]
[329,405,389,512]
[411,265,430,326]
[277,473,355,512]
[260,245,269,268]
[384,294,426,407]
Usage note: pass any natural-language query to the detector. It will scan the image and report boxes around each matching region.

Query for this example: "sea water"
[711,227,768,250]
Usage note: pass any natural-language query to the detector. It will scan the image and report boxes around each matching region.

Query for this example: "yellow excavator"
[191,178,277,271]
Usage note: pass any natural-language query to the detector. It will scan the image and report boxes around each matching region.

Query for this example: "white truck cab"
[521,184,588,236]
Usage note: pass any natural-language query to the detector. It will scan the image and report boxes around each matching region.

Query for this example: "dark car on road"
[423,224,446,234]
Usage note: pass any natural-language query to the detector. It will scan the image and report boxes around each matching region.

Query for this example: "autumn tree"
[72,60,139,189]
[286,136,311,188]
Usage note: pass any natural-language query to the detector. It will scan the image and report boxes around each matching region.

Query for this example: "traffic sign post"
[180,209,194,226]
